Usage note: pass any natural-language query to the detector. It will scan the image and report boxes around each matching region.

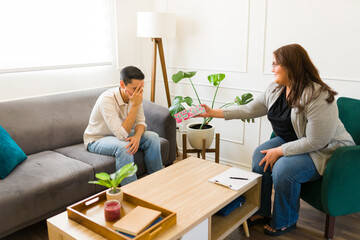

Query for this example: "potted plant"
[88,163,137,202]
[169,71,254,149]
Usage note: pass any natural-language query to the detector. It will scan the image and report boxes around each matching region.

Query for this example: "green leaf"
[115,164,138,187]
[88,180,112,188]
[172,71,197,83]
[232,93,255,123]
[183,96,193,106]
[98,179,112,188]
[169,104,184,117]
[241,93,254,104]
[123,164,138,179]
[183,71,197,78]
[95,172,110,181]
[207,73,225,86]
[171,96,192,106]
[234,93,254,105]
[169,96,193,117]
[115,163,134,179]
[234,96,242,105]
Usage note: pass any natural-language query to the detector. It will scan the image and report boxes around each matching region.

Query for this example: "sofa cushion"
[54,144,116,176]
[0,151,95,235]
[54,144,149,177]
[0,125,27,179]
[54,144,149,178]
[0,87,109,155]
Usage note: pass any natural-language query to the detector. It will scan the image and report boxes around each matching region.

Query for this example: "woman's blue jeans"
[252,136,321,229]
[87,131,163,186]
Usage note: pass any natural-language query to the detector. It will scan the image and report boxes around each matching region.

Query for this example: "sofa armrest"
[143,100,176,165]
[322,145,360,216]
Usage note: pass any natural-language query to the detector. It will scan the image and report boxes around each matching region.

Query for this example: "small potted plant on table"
[88,163,137,202]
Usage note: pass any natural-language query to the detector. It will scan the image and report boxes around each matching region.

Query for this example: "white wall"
[150,0,360,169]
[0,1,117,101]
[0,0,156,102]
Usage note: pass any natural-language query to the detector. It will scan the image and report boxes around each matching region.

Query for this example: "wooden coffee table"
[47,157,261,240]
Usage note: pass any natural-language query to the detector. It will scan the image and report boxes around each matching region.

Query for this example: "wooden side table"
[182,133,220,163]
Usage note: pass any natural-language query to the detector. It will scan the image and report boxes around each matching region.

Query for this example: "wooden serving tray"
[67,190,176,240]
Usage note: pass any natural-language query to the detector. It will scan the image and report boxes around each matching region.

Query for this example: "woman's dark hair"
[273,44,337,112]
[120,66,145,85]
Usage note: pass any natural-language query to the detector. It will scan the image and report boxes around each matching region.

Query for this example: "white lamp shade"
[137,12,176,38]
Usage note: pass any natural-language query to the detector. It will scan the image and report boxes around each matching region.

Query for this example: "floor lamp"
[137,12,176,107]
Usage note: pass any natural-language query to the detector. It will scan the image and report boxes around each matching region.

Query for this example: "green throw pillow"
[0,125,27,179]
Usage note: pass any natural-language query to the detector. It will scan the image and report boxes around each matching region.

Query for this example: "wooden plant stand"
[182,133,220,163]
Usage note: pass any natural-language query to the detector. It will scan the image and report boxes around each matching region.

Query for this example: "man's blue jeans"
[252,136,321,229]
[87,131,163,185]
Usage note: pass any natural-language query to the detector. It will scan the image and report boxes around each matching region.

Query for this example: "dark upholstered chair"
[300,97,360,239]
[272,97,360,239]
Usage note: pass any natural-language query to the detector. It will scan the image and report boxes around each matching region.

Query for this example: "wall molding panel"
[261,0,360,82]
[167,0,250,73]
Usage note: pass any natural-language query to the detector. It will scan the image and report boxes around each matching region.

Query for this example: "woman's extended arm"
[197,104,224,118]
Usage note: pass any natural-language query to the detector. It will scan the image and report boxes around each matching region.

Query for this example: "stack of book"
[113,206,162,237]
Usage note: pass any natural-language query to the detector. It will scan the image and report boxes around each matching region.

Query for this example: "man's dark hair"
[120,66,145,85]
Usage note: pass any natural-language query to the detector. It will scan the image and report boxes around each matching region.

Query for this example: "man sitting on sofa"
[83,66,163,185]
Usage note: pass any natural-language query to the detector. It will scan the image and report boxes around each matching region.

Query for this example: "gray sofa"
[0,87,176,238]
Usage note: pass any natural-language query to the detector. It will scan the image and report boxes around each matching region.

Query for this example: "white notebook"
[208,167,261,191]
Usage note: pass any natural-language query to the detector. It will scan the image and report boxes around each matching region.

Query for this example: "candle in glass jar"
[104,200,121,222]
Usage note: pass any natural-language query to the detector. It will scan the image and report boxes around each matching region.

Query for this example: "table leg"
[202,139,206,159]
[242,221,250,237]
[182,134,187,159]
[243,221,250,237]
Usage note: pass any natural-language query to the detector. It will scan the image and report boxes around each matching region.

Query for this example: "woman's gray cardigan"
[223,82,355,175]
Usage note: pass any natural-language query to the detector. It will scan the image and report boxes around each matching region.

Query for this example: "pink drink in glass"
[104,200,121,222]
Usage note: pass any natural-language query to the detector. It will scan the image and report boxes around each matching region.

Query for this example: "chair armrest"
[270,132,276,139]
[143,100,176,164]
[321,145,360,216]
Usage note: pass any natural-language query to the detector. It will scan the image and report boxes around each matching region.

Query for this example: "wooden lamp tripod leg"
[157,38,172,108]
[150,38,157,102]
[150,38,172,108]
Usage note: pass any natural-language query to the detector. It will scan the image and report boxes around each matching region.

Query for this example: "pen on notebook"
[229,177,248,180]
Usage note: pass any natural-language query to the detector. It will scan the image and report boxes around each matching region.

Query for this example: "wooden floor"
[3,197,360,240]
[226,202,360,240]
[3,156,360,240]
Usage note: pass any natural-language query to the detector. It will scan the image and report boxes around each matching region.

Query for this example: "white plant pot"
[106,187,123,203]
[186,123,215,150]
